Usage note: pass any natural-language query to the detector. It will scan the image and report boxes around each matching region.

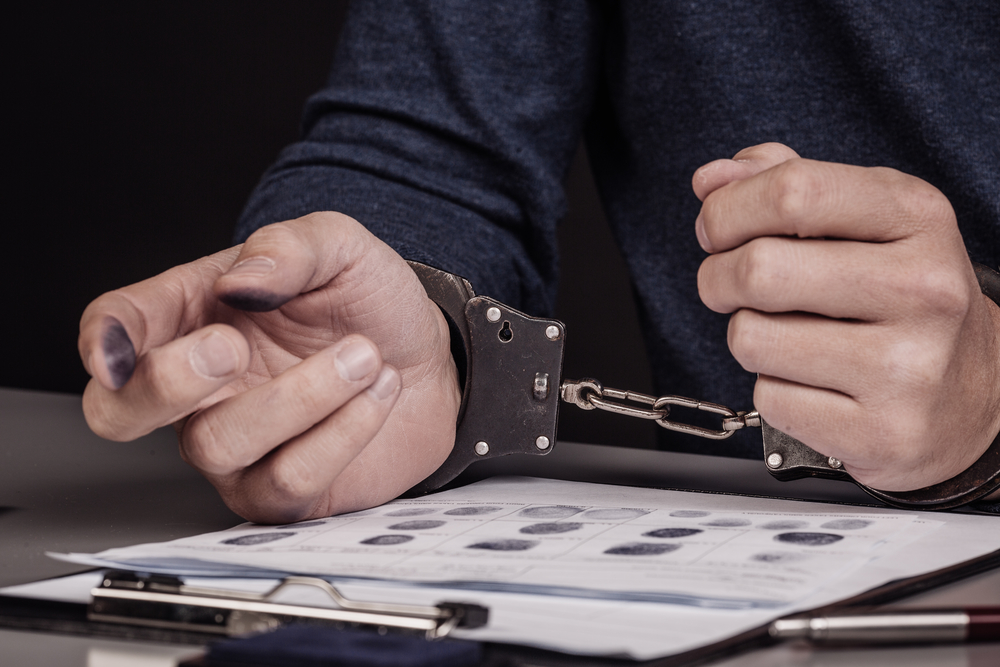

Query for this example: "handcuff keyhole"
[498,321,513,343]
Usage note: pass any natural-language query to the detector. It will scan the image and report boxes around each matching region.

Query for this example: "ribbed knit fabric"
[237,1,999,459]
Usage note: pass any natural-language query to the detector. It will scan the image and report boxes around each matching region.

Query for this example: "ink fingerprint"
[102,318,136,389]
[387,520,446,531]
[604,542,681,556]
[669,510,710,518]
[751,552,806,564]
[278,521,326,529]
[444,506,503,516]
[218,288,289,313]
[386,507,438,517]
[221,532,296,546]
[361,535,414,546]
[701,518,752,527]
[518,506,584,519]
[582,508,649,521]
[467,539,538,551]
[759,520,808,530]
[519,522,583,535]
[821,519,871,530]
[642,528,702,539]
[775,532,844,547]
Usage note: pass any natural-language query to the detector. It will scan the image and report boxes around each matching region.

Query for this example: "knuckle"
[183,412,243,474]
[907,266,972,320]
[268,459,320,507]
[891,173,956,232]
[245,220,305,254]
[769,159,817,230]
[301,210,353,229]
[727,310,769,371]
[879,335,949,390]
[142,352,187,406]
[82,392,131,441]
[696,257,725,311]
[736,239,787,303]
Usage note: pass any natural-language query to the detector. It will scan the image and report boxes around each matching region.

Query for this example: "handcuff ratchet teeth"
[407,261,1000,510]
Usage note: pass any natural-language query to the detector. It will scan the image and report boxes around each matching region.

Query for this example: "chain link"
[560,378,761,440]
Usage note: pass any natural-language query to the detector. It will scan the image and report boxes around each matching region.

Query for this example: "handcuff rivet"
[474,441,490,456]
[766,453,784,469]
[827,456,843,469]
[486,307,501,322]
[535,436,551,451]
[545,325,561,340]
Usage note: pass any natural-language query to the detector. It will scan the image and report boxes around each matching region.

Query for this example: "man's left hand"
[694,143,1000,492]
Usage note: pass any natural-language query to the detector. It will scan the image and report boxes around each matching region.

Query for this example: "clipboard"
[1,546,998,667]
[87,569,487,639]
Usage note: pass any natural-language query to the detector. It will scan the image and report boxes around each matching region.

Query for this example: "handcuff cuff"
[407,261,1000,511]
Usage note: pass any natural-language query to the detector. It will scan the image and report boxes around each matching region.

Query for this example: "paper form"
[58,477,925,607]
[24,477,1000,659]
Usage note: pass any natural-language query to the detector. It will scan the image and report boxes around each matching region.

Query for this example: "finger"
[697,236,977,320]
[79,247,241,390]
[752,375,946,491]
[751,375,873,473]
[725,309,926,398]
[692,143,800,201]
[83,323,250,441]
[214,212,379,313]
[694,144,800,252]
[227,365,402,523]
[698,159,956,253]
[179,335,383,476]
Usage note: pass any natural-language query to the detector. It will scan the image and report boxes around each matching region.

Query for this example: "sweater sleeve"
[235,0,604,316]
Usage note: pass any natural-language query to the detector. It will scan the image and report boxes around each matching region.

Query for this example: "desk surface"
[1,387,997,666]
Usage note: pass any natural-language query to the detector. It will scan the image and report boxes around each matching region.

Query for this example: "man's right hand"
[79,213,461,524]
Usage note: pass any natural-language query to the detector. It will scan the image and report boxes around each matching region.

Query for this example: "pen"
[769,607,1000,644]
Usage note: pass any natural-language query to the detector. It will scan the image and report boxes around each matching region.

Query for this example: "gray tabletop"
[1,386,997,665]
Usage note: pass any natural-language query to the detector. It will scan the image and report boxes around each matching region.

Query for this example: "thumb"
[692,142,801,202]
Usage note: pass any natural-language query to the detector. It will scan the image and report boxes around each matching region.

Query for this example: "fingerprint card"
[77,476,927,607]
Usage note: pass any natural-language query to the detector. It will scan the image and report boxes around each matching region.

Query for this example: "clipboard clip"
[88,570,488,640]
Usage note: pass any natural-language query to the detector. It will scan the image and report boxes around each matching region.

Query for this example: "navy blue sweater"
[236,1,1000,459]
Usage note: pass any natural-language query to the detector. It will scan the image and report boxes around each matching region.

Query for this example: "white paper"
[37,477,1000,660]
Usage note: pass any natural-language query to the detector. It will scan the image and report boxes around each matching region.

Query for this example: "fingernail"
[219,289,288,312]
[190,332,239,379]
[335,339,378,382]
[225,257,275,277]
[695,214,714,253]
[103,317,136,389]
[368,367,400,400]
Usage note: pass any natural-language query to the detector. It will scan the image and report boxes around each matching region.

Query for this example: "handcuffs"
[407,261,1000,511]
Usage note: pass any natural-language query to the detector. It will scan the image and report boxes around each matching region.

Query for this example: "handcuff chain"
[559,378,761,441]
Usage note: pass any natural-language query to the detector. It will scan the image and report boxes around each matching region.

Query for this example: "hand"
[79,213,461,523]
[693,143,1000,492]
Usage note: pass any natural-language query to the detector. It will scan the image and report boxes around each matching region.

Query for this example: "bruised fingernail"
[102,316,136,389]
[335,339,378,382]
[695,214,714,253]
[226,257,275,277]
[219,289,290,312]
[190,332,239,379]
[368,366,400,400]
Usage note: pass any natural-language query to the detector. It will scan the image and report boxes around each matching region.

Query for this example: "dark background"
[6,2,656,448]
